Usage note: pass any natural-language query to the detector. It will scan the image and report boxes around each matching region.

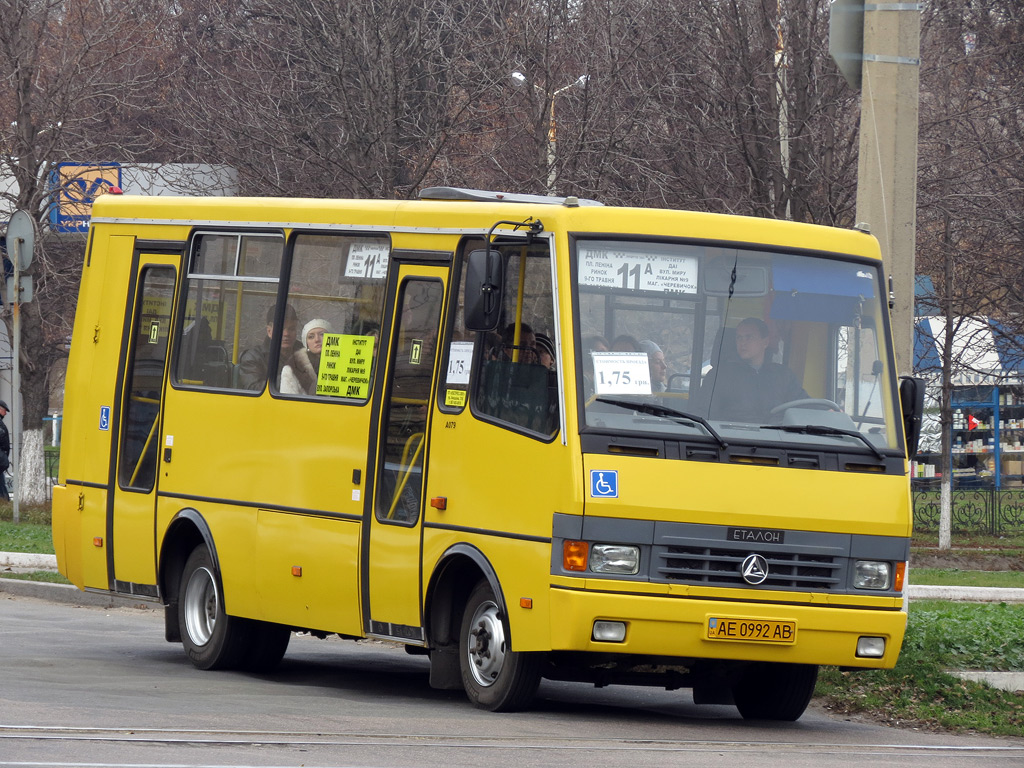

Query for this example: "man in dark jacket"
[701,318,807,423]
[238,304,300,390]
[0,400,10,501]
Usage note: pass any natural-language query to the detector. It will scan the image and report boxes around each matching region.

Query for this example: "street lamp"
[511,71,589,194]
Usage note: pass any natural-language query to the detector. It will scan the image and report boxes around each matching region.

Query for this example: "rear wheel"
[732,662,818,721]
[459,580,542,712]
[178,546,248,670]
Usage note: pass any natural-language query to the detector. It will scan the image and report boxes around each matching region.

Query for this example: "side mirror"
[464,248,504,331]
[898,376,926,458]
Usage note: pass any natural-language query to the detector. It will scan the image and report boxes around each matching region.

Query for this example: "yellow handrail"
[127,394,162,487]
[386,432,425,520]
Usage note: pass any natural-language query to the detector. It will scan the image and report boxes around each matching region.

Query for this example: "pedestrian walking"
[0,400,11,501]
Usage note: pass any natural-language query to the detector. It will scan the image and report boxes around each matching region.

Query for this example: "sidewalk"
[0,552,148,608]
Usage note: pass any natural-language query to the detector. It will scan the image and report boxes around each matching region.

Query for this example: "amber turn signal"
[894,561,906,592]
[563,540,589,571]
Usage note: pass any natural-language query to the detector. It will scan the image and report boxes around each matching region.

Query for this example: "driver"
[700,317,807,422]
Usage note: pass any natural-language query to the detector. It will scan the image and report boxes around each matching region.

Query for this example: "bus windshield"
[574,238,901,453]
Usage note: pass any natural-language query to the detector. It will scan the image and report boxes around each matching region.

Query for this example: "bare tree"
[0,0,174,503]
[914,0,1024,546]
[167,0,512,199]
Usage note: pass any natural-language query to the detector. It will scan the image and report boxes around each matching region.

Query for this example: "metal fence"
[45,450,59,502]
[912,482,1024,533]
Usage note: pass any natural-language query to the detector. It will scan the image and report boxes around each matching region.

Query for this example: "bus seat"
[199,344,232,388]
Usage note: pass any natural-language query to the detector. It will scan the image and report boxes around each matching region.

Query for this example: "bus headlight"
[589,545,640,575]
[853,560,891,590]
[856,636,886,657]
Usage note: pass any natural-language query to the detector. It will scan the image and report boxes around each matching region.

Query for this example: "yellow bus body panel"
[582,454,912,537]
[422,384,580,651]
[155,391,368,635]
[54,233,136,591]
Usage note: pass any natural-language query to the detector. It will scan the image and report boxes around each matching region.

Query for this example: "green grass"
[817,600,1024,736]
[911,568,1024,588]
[0,502,56,554]
[0,520,54,554]
[0,504,62,582]
[912,530,1024,550]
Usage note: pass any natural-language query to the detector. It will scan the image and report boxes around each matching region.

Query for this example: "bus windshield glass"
[574,238,901,453]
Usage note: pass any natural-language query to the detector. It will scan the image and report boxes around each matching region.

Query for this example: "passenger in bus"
[499,322,538,363]
[699,317,806,422]
[584,335,609,354]
[640,340,668,392]
[611,334,640,352]
[359,320,380,343]
[535,332,556,370]
[281,318,333,395]
[238,304,300,390]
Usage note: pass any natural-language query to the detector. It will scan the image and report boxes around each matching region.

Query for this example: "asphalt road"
[1,591,1023,768]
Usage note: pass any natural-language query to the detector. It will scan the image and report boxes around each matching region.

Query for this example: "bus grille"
[655,546,842,590]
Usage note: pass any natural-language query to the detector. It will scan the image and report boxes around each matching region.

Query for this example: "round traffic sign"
[7,210,35,270]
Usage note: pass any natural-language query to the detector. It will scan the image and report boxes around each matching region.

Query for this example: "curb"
[0,577,157,609]
[906,584,1024,603]
[0,552,58,570]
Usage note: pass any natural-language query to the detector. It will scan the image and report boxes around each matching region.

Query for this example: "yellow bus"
[52,187,924,720]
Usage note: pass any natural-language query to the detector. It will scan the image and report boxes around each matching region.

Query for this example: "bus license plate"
[706,616,796,644]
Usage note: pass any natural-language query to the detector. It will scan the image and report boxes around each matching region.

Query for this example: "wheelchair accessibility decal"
[590,470,618,498]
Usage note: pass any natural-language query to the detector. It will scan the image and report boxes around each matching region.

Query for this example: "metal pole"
[855,3,921,376]
[10,237,20,523]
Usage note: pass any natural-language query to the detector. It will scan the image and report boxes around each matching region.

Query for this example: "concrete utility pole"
[854,4,922,376]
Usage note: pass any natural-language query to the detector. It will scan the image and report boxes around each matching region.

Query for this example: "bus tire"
[459,580,542,712]
[240,621,291,673]
[732,662,818,721]
[178,545,248,670]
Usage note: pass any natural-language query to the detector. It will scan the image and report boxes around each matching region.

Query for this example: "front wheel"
[459,580,542,712]
[732,662,818,721]
[178,546,248,670]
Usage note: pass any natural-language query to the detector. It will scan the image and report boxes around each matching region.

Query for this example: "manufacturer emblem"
[740,554,769,585]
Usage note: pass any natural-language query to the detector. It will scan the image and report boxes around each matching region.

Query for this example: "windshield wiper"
[594,397,728,449]
[760,424,886,460]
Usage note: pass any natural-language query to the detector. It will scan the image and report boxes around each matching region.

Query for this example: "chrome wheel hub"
[183,566,218,646]
[466,599,507,687]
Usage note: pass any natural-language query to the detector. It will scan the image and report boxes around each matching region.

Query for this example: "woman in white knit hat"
[281,318,333,395]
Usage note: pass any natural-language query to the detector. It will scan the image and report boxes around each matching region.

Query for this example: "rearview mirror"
[464,249,504,331]
[899,376,926,458]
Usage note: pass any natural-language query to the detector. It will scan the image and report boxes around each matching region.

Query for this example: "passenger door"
[364,259,449,642]
[110,249,181,595]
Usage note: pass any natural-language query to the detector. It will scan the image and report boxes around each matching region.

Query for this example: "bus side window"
[174,232,284,391]
[277,233,389,400]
